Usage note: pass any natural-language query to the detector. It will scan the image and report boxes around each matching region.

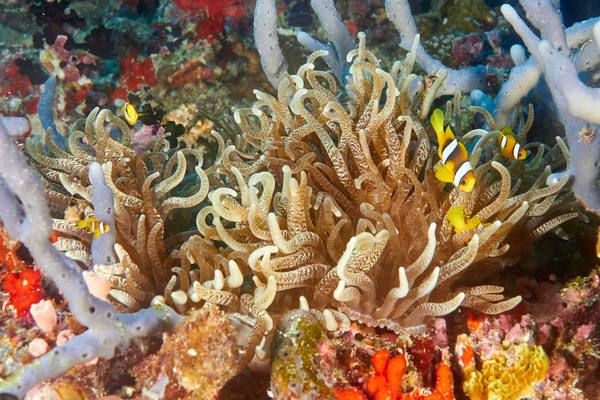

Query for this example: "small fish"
[120,102,144,125]
[431,108,476,192]
[77,217,110,239]
[498,127,526,160]
[447,206,483,232]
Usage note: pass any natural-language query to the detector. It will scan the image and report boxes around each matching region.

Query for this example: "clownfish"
[120,102,144,125]
[498,127,526,160]
[431,109,476,192]
[77,217,110,239]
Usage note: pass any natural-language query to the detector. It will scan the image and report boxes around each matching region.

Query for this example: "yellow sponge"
[463,343,549,400]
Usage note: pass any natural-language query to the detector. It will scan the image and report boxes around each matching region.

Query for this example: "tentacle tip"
[299,296,309,310]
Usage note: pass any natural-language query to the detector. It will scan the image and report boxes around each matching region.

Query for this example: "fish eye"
[461,178,467,185]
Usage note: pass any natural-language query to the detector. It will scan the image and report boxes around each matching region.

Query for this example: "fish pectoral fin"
[435,164,454,183]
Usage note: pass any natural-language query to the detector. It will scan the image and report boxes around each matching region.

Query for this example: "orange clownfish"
[120,102,144,125]
[431,109,476,192]
[498,127,526,160]
[77,217,110,239]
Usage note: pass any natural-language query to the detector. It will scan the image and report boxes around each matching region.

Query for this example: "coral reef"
[4,30,584,398]
[1,0,600,399]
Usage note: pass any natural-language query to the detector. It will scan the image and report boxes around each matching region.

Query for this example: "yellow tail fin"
[430,108,445,134]
[447,206,483,232]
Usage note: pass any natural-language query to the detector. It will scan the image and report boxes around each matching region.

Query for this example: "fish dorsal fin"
[432,109,449,158]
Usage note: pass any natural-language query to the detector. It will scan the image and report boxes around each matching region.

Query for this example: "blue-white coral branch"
[254,0,288,88]
[38,76,64,151]
[89,161,118,266]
